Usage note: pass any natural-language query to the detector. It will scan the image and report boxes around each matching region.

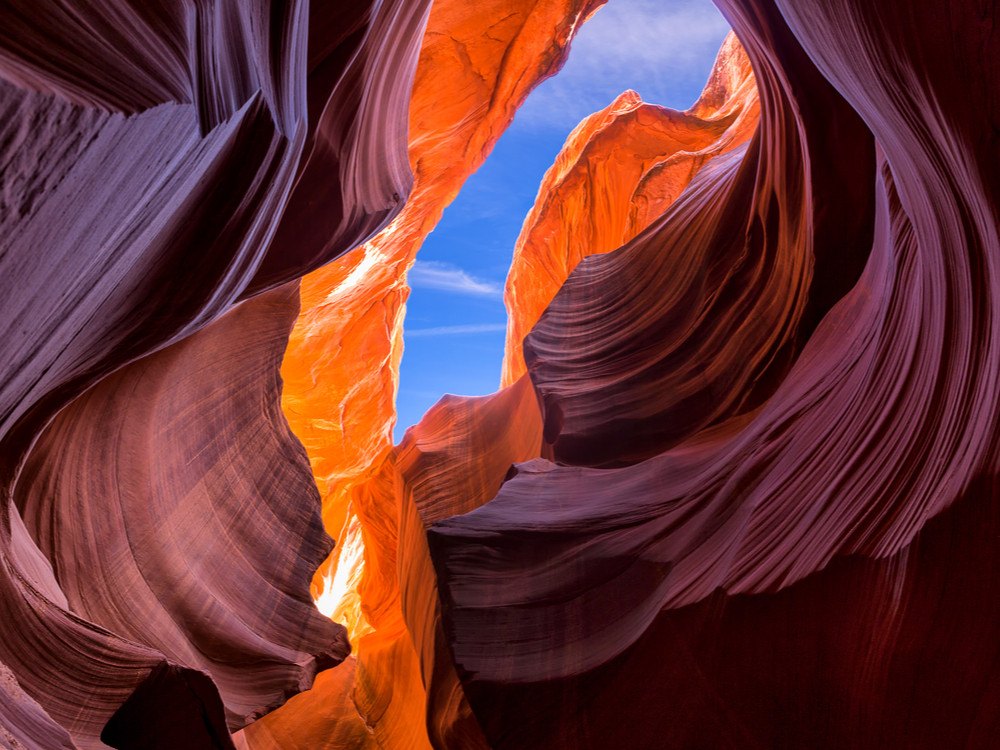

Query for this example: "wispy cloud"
[405,323,508,338]
[408,260,502,296]
[517,0,731,129]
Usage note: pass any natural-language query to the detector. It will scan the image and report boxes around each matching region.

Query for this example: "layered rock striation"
[426,1,1000,747]
[4,0,1000,748]
[502,31,759,386]
[0,0,430,746]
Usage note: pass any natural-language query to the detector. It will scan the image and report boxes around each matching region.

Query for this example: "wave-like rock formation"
[424,0,1000,747]
[502,31,758,386]
[0,0,430,746]
[4,0,1000,748]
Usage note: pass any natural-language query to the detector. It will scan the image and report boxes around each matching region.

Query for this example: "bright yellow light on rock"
[314,512,372,647]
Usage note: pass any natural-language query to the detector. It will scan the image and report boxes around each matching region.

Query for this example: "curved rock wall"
[502,31,758,386]
[4,0,1000,748]
[426,0,1000,746]
[0,0,429,746]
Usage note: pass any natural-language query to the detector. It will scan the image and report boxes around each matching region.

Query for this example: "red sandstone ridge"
[502,31,758,385]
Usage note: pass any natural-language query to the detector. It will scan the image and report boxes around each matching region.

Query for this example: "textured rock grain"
[4,0,1000,748]
[426,1,1000,747]
[0,0,430,746]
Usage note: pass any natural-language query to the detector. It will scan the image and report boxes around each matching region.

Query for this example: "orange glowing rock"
[274,0,604,746]
[258,376,543,749]
[281,0,606,613]
[281,0,607,644]
[394,375,543,748]
[501,31,758,385]
[234,658,378,750]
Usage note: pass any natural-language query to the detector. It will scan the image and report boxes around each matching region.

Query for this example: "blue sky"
[395,0,732,440]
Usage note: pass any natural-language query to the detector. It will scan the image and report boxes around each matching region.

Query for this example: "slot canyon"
[1,0,999,748]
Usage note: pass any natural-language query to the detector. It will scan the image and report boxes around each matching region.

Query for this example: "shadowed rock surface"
[0,0,428,746]
[426,0,1000,746]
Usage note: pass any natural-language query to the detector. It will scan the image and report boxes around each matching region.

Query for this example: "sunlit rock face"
[502,31,758,386]
[281,0,606,644]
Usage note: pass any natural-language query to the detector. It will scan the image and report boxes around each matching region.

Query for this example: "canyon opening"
[1,0,999,748]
